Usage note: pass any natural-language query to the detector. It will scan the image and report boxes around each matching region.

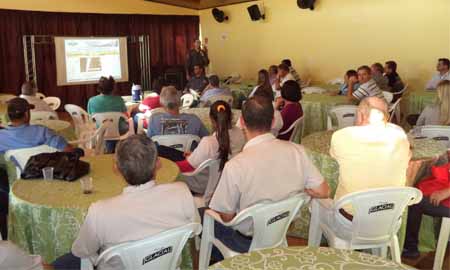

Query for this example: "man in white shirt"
[348,66,385,102]
[208,96,329,259]
[425,58,450,90]
[52,135,199,270]
[19,82,53,112]
[274,63,296,92]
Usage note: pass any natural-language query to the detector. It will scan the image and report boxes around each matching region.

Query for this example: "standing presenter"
[185,39,210,80]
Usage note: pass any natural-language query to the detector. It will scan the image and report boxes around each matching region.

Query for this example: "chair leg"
[433,218,450,270]
[308,199,323,247]
[199,214,215,270]
[390,235,401,264]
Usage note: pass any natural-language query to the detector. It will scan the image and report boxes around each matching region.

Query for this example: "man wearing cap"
[0,98,73,154]
[199,75,232,106]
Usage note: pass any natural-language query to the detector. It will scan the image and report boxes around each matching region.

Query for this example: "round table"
[0,103,8,126]
[31,119,77,141]
[209,246,416,270]
[288,130,448,251]
[181,107,242,133]
[8,154,180,263]
[403,89,436,116]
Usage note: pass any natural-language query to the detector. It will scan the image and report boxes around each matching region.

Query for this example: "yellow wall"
[200,0,450,89]
[0,0,197,15]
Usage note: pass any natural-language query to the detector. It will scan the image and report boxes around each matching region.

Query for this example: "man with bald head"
[19,81,52,112]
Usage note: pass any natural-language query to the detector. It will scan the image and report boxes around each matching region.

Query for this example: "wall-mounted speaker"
[212,8,229,23]
[247,4,265,21]
[297,0,316,10]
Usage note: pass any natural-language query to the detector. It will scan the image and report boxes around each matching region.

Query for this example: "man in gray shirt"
[185,65,209,94]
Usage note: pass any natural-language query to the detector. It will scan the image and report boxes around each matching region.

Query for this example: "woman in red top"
[276,80,303,140]
[133,77,164,130]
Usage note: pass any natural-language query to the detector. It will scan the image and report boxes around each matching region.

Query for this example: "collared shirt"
[426,71,450,90]
[200,87,232,103]
[72,181,199,270]
[289,67,302,84]
[352,79,384,101]
[187,126,246,168]
[209,133,324,235]
[19,94,53,112]
[147,112,209,138]
[186,75,209,93]
[235,109,284,137]
[0,124,68,154]
[87,94,128,131]
[330,123,410,213]
[416,104,443,126]
[372,74,390,91]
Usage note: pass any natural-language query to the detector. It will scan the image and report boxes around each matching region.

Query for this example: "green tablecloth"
[224,81,255,109]
[8,155,192,266]
[288,130,448,252]
[210,246,416,270]
[403,89,436,116]
[181,107,242,133]
[0,103,8,126]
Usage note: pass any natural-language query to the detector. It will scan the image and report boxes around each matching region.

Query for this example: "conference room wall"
[0,0,196,15]
[199,0,450,89]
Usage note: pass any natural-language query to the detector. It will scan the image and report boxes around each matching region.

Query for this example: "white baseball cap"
[0,241,43,270]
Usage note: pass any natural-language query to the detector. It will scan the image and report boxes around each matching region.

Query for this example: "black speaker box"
[247,4,264,21]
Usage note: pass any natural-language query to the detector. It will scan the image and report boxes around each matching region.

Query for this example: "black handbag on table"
[21,150,90,182]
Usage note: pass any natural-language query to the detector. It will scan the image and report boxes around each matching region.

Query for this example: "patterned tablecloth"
[403,89,436,116]
[30,119,77,141]
[210,246,416,270]
[8,155,190,266]
[224,81,255,109]
[181,107,242,133]
[288,130,448,252]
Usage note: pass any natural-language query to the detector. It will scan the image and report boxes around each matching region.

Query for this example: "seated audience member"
[186,64,209,94]
[52,135,199,270]
[282,59,302,85]
[371,62,390,90]
[0,241,43,270]
[147,86,208,138]
[384,61,405,92]
[275,81,303,140]
[348,66,384,102]
[249,69,275,100]
[268,65,278,86]
[176,101,245,198]
[274,63,296,92]
[208,96,329,258]
[200,75,232,105]
[19,81,52,112]
[87,76,128,153]
[0,98,72,154]
[426,58,450,90]
[416,80,450,126]
[339,70,359,96]
[402,163,450,259]
[331,97,410,213]
[132,77,164,130]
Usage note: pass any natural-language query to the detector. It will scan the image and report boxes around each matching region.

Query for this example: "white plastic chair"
[327,105,358,130]
[199,193,310,270]
[36,92,46,100]
[182,159,221,208]
[392,84,408,96]
[30,111,58,121]
[278,116,305,143]
[420,125,450,148]
[152,134,200,152]
[91,112,134,141]
[180,94,195,109]
[69,122,108,156]
[81,223,202,270]
[382,91,394,104]
[308,187,423,264]
[205,95,233,106]
[64,104,95,137]
[43,96,61,110]
[433,217,450,270]
[388,98,402,123]
[0,94,16,104]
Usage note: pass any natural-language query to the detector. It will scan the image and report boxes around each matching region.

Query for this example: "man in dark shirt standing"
[185,39,210,80]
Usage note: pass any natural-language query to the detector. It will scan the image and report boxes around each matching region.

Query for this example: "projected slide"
[55,37,129,86]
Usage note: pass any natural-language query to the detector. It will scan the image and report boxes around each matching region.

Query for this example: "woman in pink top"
[275,80,303,140]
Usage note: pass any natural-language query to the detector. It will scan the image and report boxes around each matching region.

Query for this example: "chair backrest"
[393,84,408,95]
[232,193,310,251]
[180,94,194,109]
[92,112,129,140]
[183,159,221,205]
[327,105,358,130]
[30,111,58,121]
[382,91,394,104]
[206,95,233,106]
[334,187,422,246]
[64,104,94,136]
[421,125,450,148]
[43,97,61,110]
[75,122,109,155]
[278,116,305,143]
[388,98,402,123]
[0,94,16,104]
[152,134,200,152]
[36,92,46,100]
[95,223,202,270]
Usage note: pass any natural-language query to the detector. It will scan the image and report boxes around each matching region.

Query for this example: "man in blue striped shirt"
[347,65,385,102]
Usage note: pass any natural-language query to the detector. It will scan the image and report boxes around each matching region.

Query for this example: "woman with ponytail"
[177,101,246,195]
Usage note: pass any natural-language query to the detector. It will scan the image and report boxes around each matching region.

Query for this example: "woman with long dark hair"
[177,101,245,199]
[249,69,274,101]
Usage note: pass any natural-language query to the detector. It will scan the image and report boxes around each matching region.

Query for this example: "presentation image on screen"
[55,37,129,86]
